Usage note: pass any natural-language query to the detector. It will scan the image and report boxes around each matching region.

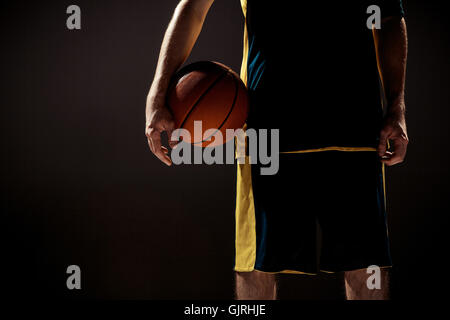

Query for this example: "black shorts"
[234,149,392,274]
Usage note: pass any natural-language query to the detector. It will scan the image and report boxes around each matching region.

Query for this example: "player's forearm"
[147,0,213,112]
[374,18,408,117]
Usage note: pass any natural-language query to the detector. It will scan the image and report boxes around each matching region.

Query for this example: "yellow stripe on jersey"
[235,0,256,272]
[281,146,377,154]
[234,158,257,272]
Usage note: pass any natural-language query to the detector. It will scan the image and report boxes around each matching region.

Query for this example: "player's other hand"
[377,108,409,166]
[145,96,177,166]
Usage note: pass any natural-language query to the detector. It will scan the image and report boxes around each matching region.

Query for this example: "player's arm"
[146,0,215,165]
[373,16,409,166]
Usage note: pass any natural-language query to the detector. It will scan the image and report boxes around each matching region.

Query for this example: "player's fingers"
[154,147,172,166]
[150,129,172,166]
[169,141,180,149]
[377,129,390,157]
[381,138,407,166]
[379,150,393,160]
[381,155,403,166]
[146,127,155,153]
[168,137,180,149]
[161,146,169,154]
[149,128,161,154]
[166,122,179,149]
[172,141,181,150]
[147,137,155,153]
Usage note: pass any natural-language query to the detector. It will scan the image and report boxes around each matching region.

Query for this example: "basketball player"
[145,0,408,300]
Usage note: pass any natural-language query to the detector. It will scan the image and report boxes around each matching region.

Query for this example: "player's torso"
[241,0,384,150]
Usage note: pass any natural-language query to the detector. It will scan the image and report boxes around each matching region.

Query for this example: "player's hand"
[377,109,409,166]
[145,96,177,166]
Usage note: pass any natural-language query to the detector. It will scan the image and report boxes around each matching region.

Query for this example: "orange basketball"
[166,61,249,147]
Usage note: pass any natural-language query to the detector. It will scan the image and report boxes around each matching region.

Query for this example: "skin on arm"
[146,0,215,165]
[373,17,409,166]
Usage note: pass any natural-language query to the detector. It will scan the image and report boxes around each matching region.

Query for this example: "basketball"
[166,61,249,147]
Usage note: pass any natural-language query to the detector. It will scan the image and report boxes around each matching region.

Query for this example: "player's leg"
[317,151,393,299]
[234,153,317,300]
[344,268,390,300]
[235,271,277,300]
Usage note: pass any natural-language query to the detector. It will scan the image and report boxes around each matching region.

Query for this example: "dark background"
[1,0,449,299]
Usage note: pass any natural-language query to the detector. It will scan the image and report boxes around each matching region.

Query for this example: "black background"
[1,0,449,299]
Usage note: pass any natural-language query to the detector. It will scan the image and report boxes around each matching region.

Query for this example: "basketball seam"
[178,71,228,131]
[197,72,240,144]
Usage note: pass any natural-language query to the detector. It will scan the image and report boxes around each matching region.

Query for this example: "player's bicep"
[181,0,215,22]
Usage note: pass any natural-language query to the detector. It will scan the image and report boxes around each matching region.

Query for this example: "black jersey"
[239,0,405,152]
